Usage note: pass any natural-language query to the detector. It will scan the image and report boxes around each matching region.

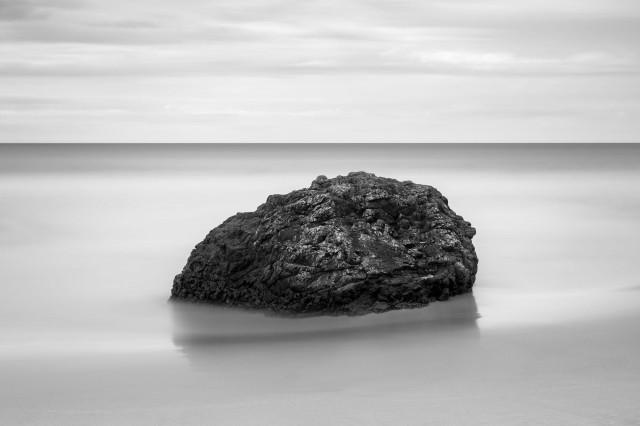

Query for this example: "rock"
[170,172,478,316]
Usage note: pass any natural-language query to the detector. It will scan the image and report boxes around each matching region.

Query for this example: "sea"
[1,144,639,425]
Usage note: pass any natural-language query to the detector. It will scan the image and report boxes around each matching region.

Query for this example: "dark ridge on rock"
[171,172,478,316]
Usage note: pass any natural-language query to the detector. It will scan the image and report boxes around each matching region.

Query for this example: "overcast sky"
[1,0,639,142]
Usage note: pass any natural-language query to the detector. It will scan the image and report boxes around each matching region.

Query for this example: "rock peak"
[171,173,478,316]
[347,171,376,177]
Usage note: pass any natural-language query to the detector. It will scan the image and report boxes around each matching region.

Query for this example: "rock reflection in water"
[171,293,480,378]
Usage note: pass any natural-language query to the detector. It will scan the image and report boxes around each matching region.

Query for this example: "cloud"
[400,49,639,74]
[1,0,639,143]
[0,95,67,109]
[409,51,519,71]
[0,0,81,21]
[93,19,159,29]
[0,40,637,78]
[161,105,344,118]
[0,0,45,20]
[1,0,637,78]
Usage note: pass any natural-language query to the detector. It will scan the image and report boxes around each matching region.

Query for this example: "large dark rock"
[171,172,478,316]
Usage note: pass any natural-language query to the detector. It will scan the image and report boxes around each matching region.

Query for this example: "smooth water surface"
[1,144,639,425]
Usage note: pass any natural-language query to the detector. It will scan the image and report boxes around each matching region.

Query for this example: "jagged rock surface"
[171,172,478,316]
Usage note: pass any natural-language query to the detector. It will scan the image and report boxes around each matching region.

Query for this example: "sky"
[1,0,639,142]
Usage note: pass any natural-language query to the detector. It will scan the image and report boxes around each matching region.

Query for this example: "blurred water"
[1,144,639,425]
